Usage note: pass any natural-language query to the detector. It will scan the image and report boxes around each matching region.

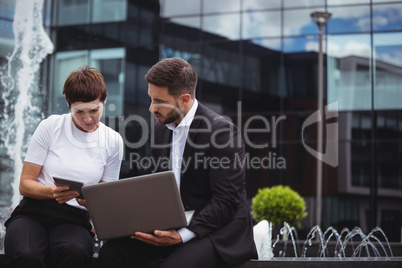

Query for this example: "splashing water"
[345,226,394,258]
[0,0,53,209]
[302,225,326,257]
[254,222,394,259]
[274,222,299,257]
[323,226,345,257]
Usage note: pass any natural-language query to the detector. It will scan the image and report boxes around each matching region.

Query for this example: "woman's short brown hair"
[63,65,107,107]
[144,58,197,98]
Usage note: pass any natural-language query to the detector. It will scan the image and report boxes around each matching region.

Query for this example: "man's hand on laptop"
[131,230,182,246]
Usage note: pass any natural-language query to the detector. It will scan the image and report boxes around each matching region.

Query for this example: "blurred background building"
[0,0,401,241]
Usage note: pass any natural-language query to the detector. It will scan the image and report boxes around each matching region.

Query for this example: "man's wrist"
[177,227,196,243]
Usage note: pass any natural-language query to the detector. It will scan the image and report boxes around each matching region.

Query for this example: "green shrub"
[251,185,307,227]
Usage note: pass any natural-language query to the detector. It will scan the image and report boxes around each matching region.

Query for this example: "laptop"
[82,171,194,240]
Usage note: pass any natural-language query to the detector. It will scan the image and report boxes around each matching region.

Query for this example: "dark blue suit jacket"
[149,102,257,264]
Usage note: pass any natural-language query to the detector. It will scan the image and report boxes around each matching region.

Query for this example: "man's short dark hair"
[144,57,197,98]
[63,65,107,107]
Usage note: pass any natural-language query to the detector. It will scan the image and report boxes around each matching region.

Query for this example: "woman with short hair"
[4,65,124,268]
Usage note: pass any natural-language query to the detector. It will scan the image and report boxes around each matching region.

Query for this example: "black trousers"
[4,197,94,268]
[98,236,225,268]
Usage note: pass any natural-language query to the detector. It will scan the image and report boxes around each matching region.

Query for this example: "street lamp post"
[310,11,331,228]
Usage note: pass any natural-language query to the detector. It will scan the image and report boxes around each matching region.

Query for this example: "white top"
[166,99,198,190]
[24,113,124,209]
[166,99,198,243]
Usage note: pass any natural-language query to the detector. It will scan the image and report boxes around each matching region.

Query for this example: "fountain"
[250,220,402,268]
[0,0,53,253]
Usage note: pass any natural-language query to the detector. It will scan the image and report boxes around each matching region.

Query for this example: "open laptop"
[82,171,194,240]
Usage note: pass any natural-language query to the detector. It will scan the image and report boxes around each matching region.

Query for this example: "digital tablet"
[53,176,85,199]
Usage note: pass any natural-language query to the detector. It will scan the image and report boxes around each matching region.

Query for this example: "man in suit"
[99,57,257,268]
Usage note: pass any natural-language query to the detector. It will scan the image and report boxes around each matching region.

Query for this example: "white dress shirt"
[166,99,198,243]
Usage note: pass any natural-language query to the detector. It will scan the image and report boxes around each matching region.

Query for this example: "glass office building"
[1,0,401,241]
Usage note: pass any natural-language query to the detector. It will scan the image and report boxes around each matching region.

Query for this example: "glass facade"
[1,0,402,242]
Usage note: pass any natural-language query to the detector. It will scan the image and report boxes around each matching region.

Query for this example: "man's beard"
[154,102,182,125]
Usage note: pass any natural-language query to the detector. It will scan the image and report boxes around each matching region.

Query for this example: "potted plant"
[251,185,307,228]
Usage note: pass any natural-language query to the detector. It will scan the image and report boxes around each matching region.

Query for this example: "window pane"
[0,20,13,55]
[242,10,281,39]
[53,51,88,114]
[284,0,325,8]
[202,14,240,40]
[90,48,125,116]
[373,3,402,31]
[348,111,372,140]
[160,45,201,62]
[328,0,369,5]
[161,22,201,46]
[376,111,401,140]
[373,0,402,3]
[376,141,402,190]
[126,20,153,47]
[327,6,370,33]
[243,40,281,94]
[200,42,240,87]
[242,0,281,10]
[0,0,15,20]
[373,33,402,110]
[283,36,318,53]
[350,141,371,187]
[170,16,201,29]
[203,0,241,14]
[161,0,200,17]
[284,49,318,98]
[56,0,90,26]
[284,8,321,36]
[247,38,282,51]
[92,0,126,23]
[374,33,402,68]
[327,34,372,111]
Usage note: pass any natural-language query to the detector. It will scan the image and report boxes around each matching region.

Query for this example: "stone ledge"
[1,255,402,268]
[235,258,402,268]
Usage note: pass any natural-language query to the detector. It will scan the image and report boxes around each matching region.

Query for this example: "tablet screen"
[53,177,85,199]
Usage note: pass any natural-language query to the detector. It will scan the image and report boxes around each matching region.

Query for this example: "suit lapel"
[153,124,172,173]
[161,126,172,160]
[181,104,204,174]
